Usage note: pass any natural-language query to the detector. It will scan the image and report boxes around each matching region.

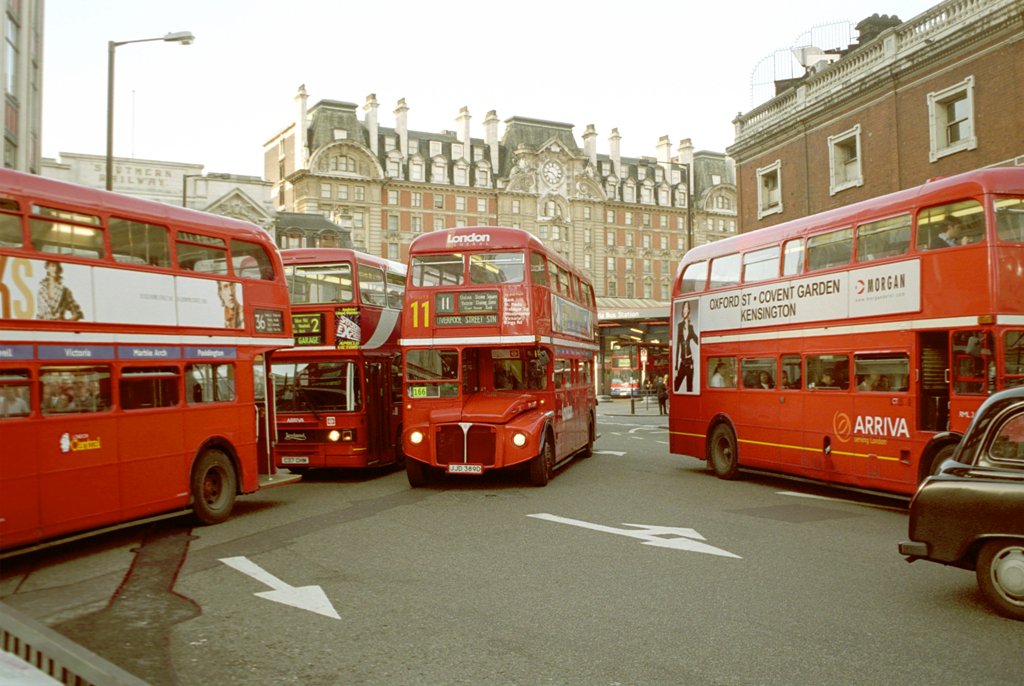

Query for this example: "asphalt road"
[2,401,1021,685]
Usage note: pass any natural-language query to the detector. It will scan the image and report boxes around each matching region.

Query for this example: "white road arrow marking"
[528,514,741,558]
[220,556,341,619]
[594,450,626,456]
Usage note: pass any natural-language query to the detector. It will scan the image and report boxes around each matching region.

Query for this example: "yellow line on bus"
[668,431,900,462]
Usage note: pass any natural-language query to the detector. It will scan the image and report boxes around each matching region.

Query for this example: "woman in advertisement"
[36,261,84,321]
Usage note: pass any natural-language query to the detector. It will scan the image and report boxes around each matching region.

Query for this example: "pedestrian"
[656,375,668,415]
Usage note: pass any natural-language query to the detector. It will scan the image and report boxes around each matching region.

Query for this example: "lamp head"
[164,31,195,45]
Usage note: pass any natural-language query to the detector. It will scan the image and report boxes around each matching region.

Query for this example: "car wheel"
[191,449,237,525]
[976,539,1024,621]
[529,435,554,487]
[709,424,739,480]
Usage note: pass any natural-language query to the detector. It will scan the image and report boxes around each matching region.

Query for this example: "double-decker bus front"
[400,228,597,487]
[271,250,405,472]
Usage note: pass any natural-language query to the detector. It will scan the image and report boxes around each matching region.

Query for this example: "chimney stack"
[456,106,471,162]
[294,84,308,171]
[583,125,597,167]
[365,94,379,155]
[395,98,409,162]
[484,110,499,169]
[657,135,672,169]
[609,128,622,177]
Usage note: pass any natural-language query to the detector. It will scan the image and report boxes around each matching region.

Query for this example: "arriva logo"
[446,232,490,247]
[833,411,910,441]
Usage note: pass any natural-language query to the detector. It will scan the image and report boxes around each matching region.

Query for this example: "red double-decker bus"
[0,169,293,552]
[270,248,405,472]
[669,167,1024,496]
[401,227,598,486]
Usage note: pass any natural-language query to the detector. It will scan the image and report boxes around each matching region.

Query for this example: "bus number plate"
[448,464,483,474]
[281,456,310,465]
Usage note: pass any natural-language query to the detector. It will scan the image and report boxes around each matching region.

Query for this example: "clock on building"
[542,161,564,186]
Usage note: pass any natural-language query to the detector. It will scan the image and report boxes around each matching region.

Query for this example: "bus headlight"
[410,430,424,445]
[512,432,527,448]
[328,430,341,442]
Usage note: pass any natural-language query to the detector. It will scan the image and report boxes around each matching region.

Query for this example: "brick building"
[728,0,1023,232]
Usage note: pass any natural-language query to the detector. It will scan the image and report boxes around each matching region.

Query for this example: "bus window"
[807,228,852,271]
[493,356,524,390]
[40,365,112,414]
[470,252,525,284]
[530,252,549,287]
[405,349,459,398]
[358,264,387,307]
[0,370,31,418]
[287,263,354,304]
[177,232,228,274]
[781,354,801,389]
[1005,332,1024,388]
[553,358,571,389]
[709,253,740,289]
[951,331,993,394]
[742,246,780,283]
[854,353,910,392]
[856,215,910,262]
[188,363,235,403]
[527,349,551,390]
[707,357,736,388]
[0,199,21,247]
[807,355,849,390]
[411,254,464,287]
[109,218,171,267]
[230,239,275,280]
[782,239,804,276]
[741,358,775,389]
[679,261,707,294]
[916,200,985,250]
[120,367,180,410]
[30,206,105,259]
[995,197,1024,242]
[386,271,405,309]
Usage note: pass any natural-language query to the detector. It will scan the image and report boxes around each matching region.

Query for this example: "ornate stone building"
[728,0,1023,232]
[2,0,43,173]
[264,87,737,302]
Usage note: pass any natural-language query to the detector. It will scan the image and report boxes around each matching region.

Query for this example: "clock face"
[542,161,563,185]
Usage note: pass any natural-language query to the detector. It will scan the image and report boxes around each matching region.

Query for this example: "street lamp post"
[105,31,195,191]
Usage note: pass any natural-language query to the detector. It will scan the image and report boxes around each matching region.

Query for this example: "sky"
[42,0,938,178]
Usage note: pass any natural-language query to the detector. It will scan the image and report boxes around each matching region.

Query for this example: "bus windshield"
[272,361,361,412]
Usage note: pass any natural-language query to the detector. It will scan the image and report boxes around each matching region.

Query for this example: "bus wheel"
[530,437,555,487]
[191,449,237,525]
[709,424,739,480]
[581,416,596,458]
[406,458,430,488]
[922,442,956,480]
[976,539,1024,621]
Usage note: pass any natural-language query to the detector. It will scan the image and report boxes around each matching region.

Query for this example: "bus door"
[918,332,950,432]
[948,329,994,431]
[553,357,573,460]
[365,362,390,463]
[254,354,274,475]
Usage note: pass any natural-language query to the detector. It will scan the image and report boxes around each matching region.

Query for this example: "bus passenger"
[709,363,727,388]
[859,373,881,391]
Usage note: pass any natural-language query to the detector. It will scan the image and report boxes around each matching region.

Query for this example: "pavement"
[596,395,669,418]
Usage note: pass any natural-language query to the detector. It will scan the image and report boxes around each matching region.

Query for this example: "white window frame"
[828,124,863,195]
[928,75,977,162]
[756,160,783,219]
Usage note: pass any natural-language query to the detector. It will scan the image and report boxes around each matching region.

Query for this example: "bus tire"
[581,415,596,458]
[406,458,430,488]
[530,435,555,487]
[191,448,237,525]
[975,539,1024,621]
[921,441,957,482]
[709,424,740,480]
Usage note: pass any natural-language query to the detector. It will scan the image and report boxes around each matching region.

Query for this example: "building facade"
[3,0,43,173]
[264,88,737,395]
[728,0,1024,232]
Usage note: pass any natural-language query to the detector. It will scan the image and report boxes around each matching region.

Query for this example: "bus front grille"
[435,425,497,466]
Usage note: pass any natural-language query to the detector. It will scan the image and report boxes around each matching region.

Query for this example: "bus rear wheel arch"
[708,423,740,480]
[919,439,959,482]
[191,448,238,525]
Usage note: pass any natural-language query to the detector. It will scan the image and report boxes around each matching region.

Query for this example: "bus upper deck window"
[679,261,707,294]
